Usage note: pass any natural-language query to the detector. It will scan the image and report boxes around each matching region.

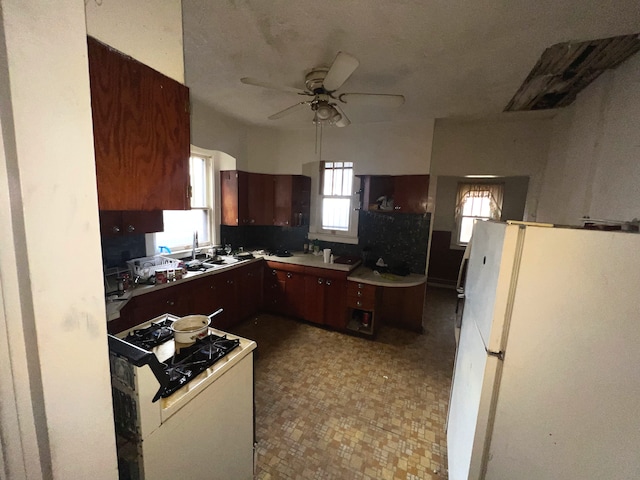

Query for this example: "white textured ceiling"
[182,0,640,128]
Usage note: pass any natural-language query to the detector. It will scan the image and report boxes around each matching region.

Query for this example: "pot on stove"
[171,308,223,344]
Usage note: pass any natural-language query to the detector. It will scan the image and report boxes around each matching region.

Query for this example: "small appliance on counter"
[108,313,256,480]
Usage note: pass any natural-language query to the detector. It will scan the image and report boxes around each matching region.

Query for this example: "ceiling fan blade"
[241,77,307,95]
[322,52,360,92]
[268,101,311,120]
[338,93,405,107]
[332,104,351,127]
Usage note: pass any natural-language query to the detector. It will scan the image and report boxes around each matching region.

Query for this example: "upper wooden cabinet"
[221,171,310,226]
[99,210,164,236]
[87,37,191,211]
[274,175,311,226]
[360,174,430,213]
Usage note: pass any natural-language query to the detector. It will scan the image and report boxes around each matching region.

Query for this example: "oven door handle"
[108,335,170,402]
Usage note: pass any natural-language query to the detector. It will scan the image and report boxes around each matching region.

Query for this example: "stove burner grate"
[124,318,174,349]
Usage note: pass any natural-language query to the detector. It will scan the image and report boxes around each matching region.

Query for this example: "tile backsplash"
[101,212,431,275]
[221,211,431,274]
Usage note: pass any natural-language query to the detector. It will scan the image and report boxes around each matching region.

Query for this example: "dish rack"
[127,255,181,279]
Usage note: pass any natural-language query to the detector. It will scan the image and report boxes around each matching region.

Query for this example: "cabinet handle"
[394,206,401,210]
[111,225,120,233]
[357,291,363,297]
[286,273,292,279]
[272,270,277,275]
[326,280,332,286]
[317,278,323,285]
[356,300,362,307]
[227,280,234,284]
[127,224,135,233]
[358,283,364,289]
[167,300,175,306]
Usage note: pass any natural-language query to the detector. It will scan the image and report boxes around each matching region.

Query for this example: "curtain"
[455,183,504,220]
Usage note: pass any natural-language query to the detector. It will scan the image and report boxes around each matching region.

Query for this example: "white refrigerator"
[447,220,640,480]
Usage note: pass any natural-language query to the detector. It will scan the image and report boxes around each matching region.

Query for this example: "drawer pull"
[357,291,363,297]
[287,272,292,279]
[318,278,323,285]
[356,300,362,307]
[326,280,332,286]
[358,283,364,289]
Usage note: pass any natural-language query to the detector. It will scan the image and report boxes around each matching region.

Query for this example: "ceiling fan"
[240,51,405,127]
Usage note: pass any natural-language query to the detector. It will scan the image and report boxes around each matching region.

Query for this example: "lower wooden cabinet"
[346,281,381,336]
[263,261,305,318]
[303,267,347,330]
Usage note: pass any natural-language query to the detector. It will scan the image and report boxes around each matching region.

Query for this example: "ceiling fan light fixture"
[315,103,333,121]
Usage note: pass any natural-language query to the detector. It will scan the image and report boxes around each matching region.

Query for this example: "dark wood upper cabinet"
[221,170,309,226]
[99,210,164,236]
[87,37,190,211]
[360,174,430,214]
[274,175,311,226]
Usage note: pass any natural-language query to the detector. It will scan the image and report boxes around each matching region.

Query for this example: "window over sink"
[154,150,213,252]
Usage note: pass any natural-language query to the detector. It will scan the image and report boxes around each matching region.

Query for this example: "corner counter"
[346,267,427,335]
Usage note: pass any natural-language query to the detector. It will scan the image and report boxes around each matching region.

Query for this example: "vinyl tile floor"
[233,287,457,480]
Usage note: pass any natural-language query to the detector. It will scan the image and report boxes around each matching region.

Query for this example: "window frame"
[309,161,359,244]
[455,182,504,246]
[153,149,215,254]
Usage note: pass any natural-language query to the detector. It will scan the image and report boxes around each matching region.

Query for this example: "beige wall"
[536,52,640,225]
[85,0,184,82]
[430,115,553,221]
[245,120,434,175]
[1,0,117,478]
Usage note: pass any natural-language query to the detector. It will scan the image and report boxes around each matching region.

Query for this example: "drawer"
[347,281,377,302]
[347,295,376,310]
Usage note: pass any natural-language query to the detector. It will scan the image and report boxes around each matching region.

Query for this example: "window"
[321,161,354,231]
[155,154,213,251]
[455,183,504,244]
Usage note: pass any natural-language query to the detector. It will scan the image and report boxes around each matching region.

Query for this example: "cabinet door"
[393,175,430,213]
[99,211,163,236]
[220,170,240,226]
[273,175,293,226]
[237,262,263,320]
[247,173,274,225]
[130,283,191,321]
[274,175,311,226]
[210,270,238,330]
[87,37,190,211]
[283,270,306,318]
[263,266,283,313]
[323,276,347,330]
[303,274,326,325]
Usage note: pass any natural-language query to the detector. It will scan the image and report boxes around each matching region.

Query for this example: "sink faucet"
[192,231,198,260]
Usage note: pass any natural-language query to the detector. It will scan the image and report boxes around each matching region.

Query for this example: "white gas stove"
[108,313,257,480]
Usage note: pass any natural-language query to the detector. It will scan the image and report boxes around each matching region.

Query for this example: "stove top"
[162,334,240,397]
[109,314,240,401]
[123,318,174,349]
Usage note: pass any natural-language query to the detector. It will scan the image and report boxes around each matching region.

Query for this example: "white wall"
[245,120,434,175]
[85,0,184,82]
[430,115,553,221]
[190,99,248,167]
[0,0,117,478]
[536,53,640,225]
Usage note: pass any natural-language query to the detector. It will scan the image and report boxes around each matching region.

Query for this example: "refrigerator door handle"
[486,349,504,361]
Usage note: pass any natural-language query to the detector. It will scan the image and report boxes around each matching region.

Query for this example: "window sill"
[309,232,359,245]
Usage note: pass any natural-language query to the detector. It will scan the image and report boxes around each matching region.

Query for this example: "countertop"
[347,266,427,287]
[106,252,425,322]
[261,251,359,272]
[106,252,359,322]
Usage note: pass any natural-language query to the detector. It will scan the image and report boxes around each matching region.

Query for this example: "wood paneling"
[87,37,190,211]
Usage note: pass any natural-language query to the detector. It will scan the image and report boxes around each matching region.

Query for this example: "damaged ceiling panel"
[505,34,640,112]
